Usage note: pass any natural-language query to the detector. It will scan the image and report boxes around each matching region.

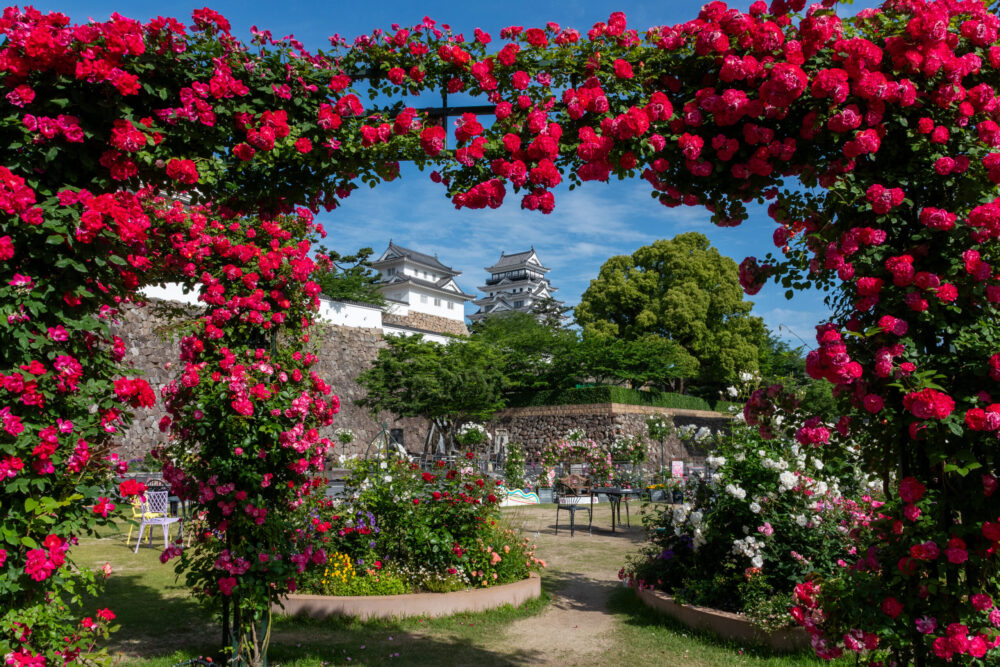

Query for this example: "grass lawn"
[70,504,836,666]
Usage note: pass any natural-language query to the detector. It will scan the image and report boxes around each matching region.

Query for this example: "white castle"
[468,248,562,322]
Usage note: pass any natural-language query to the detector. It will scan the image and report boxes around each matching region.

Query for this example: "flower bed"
[276,573,541,620]
[634,586,809,653]
[295,456,545,598]
[621,401,876,634]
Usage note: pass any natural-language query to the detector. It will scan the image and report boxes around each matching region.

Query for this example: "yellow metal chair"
[126,495,163,548]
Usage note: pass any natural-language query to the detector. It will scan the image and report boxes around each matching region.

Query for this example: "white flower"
[812,457,825,470]
[693,528,706,550]
[726,386,739,398]
[779,471,797,492]
[694,427,712,441]
[383,475,393,483]
[739,371,754,382]
[734,451,746,461]
[751,555,764,568]
[749,502,762,514]
[380,461,388,470]
[689,511,703,526]
[706,455,727,469]
[795,515,808,527]
[813,481,829,496]
[725,484,746,500]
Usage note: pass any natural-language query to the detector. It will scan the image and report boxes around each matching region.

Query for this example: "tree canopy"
[313,246,386,306]
[575,232,766,390]
[469,311,578,392]
[355,335,507,447]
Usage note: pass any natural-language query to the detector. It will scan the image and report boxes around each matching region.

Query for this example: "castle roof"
[378,274,475,301]
[484,248,549,273]
[373,241,458,275]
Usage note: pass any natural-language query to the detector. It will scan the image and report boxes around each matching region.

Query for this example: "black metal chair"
[554,474,593,537]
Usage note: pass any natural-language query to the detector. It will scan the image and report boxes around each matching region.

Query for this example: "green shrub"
[509,386,710,411]
[712,399,743,414]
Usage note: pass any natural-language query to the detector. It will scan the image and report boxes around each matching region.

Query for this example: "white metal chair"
[132,491,182,552]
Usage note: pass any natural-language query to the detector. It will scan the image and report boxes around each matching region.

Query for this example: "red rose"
[881,597,904,618]
[165,158,199,185]
[899,477,926,503]
[613,59,634,79]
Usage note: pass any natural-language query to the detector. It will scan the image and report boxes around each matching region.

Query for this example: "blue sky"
[55,0,882,348]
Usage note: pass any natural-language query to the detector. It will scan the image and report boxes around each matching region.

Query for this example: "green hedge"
[508,386,711,411]
[713,400,744,414]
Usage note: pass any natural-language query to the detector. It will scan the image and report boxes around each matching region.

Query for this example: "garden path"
[489,503,648,665]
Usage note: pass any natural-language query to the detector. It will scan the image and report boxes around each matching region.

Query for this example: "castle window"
[514,300,524,308]
[447,302,454,309]
[434,297,441,306]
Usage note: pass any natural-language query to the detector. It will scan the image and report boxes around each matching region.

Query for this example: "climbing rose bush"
[1,0,999,662]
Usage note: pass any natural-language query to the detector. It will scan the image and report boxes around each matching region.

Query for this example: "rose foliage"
[1,0,1000,663]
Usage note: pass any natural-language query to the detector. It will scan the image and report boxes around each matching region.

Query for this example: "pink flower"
[881,597,903,618]
[92,497,116,517]
[916,616,937,634]
[218,577,237,596]
[0,235,14,261]
[971,594,994,611]
[945,537,968,564]
[903,390,954,420]
[898,477,926,503]
[46,325,69,342]
[9,274,34,288]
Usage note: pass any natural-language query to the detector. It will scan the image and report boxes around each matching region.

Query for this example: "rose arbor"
[2,0,1000,663]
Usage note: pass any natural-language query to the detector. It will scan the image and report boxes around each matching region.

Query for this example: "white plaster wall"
[139,282,201,306]
[405,286,466,322]
[316,298,383,329]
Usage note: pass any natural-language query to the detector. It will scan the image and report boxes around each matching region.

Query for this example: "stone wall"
[111,300,728,468]
[383,311,468,337]
[110,300,430,462]
[489,403,734,468]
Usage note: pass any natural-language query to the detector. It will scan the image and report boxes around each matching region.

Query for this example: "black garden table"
[592,487,643,533]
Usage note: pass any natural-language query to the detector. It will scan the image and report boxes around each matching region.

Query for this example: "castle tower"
[468,248,563,322]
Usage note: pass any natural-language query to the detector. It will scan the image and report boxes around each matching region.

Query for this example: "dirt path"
[491,503,647,665]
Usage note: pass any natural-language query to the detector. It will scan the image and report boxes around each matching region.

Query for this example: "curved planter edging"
[635,587,810,653]
[275,574,541,620]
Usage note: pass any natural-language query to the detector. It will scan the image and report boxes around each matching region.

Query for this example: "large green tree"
[356,335,506,451]
[469,311,578,392]
[576,332,699,393]
[575,233,765,392]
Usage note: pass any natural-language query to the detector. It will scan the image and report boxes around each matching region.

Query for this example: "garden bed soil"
[636,587,810,652]
[275,573,541,620]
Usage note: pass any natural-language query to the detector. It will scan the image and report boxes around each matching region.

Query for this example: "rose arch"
[1,0,999,663]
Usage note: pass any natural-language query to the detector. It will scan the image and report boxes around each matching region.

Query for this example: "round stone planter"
[276,573,541,620]
[635,587,810,653]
